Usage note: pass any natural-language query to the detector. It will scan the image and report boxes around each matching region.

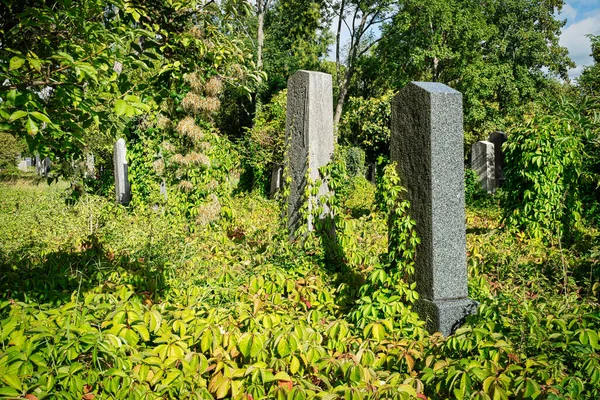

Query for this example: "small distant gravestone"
[488,131,507,187]
[391,82,478,336]
[17,159,28,172]
[270,164,284,197]
[25,157,32,167]
[85,153,95,178]
[367,162,377,183]
[285,70,334,238]
[471,141,496,193]
[41,157,51,177]
[35,153,42,175]
[113,138,131,204]
[160,179,168,201]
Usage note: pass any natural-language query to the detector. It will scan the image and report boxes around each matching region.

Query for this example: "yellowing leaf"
[9,56,26,71]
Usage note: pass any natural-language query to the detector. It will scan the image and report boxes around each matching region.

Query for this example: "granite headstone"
[488,131,507,187]
[391,81,478,336]
[113,138,131,204]
[285,70,334,237]
[471,141,496,193]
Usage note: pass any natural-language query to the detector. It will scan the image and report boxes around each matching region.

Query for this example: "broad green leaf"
[30,111,51,124]
[9,56,25,71]
[238,332,263,358]
[115,99,128,116]
[8,110,27,122]
[26,117,39,135]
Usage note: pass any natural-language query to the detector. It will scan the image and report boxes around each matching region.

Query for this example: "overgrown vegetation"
[1,171,599,399]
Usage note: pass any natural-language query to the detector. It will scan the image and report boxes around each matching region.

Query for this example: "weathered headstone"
[270,164,284,197]
[85,153,95,178]
[113,138,131,204]
[160,179,168,201]
[285,70,334,237]
[391,82,477,336]
[488,131,507,187]
[471,141,496,193]
[17,159,27,172]
[35,153,42,175]
[40,157,51,177]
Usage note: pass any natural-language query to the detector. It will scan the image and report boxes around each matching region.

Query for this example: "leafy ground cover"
[0,181,599,399]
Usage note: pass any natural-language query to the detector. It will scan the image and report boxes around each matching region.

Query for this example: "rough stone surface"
[286,70,334,237]
[42,157,51,177]
[471,141,496,193]
[113,138,131,204]
[391,81,477,335]
[160,179,168,201]
[17,159,28,172]
[35,153,42,175]
[414,298,479,336]
[270,164,284,197]
[85,153,95,178]
[488,131,507,187]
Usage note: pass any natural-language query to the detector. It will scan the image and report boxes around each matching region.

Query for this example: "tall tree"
[329,0,397,126]
[372,0,573,133]
[578,34,600,97]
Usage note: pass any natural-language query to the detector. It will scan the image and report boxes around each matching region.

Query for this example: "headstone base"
[413,297,479,336]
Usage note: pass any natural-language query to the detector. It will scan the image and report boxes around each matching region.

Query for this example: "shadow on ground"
[0,234,171,306]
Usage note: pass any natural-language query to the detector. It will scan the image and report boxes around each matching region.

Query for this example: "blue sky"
[557,0,600,79]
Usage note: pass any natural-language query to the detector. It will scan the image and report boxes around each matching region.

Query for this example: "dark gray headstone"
[285,70,334,237]
[471,141,496,193]
[488,131,507,187]
[42,157,51,177]
[270,164,284,197]
[113,138,131,204]
[391,82,477,336]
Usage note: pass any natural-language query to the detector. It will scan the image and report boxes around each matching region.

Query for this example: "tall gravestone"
[488,131,507,187]
[471,141,496,193]
[286,70,334,237]
[113,138,131,204]
[391,82,477,336]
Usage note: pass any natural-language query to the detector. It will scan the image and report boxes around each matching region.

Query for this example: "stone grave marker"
[285,70,334,237]
[471,140,496,193]
[35,153,42,175]
[488,131,507,187]
[85,153,95,178]
[17,159,28,172]
[391,82,477,336]
[113,138,131,204]
[270,164,283,197]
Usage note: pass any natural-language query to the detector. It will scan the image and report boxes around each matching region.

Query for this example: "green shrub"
[0,132,22,171]
[501,97,600,242]
[241,90,287,193]
[339,91,393,163]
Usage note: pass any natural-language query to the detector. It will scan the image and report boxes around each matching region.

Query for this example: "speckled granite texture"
[391,82,477,336]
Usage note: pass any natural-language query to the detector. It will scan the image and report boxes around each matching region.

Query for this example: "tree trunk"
[257,0,265,73]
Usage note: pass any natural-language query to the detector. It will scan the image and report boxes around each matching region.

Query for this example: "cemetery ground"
[1,178,599,399]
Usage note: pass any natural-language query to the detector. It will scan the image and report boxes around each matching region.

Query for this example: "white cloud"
[559,8,600,78]
[559,3,578,22]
